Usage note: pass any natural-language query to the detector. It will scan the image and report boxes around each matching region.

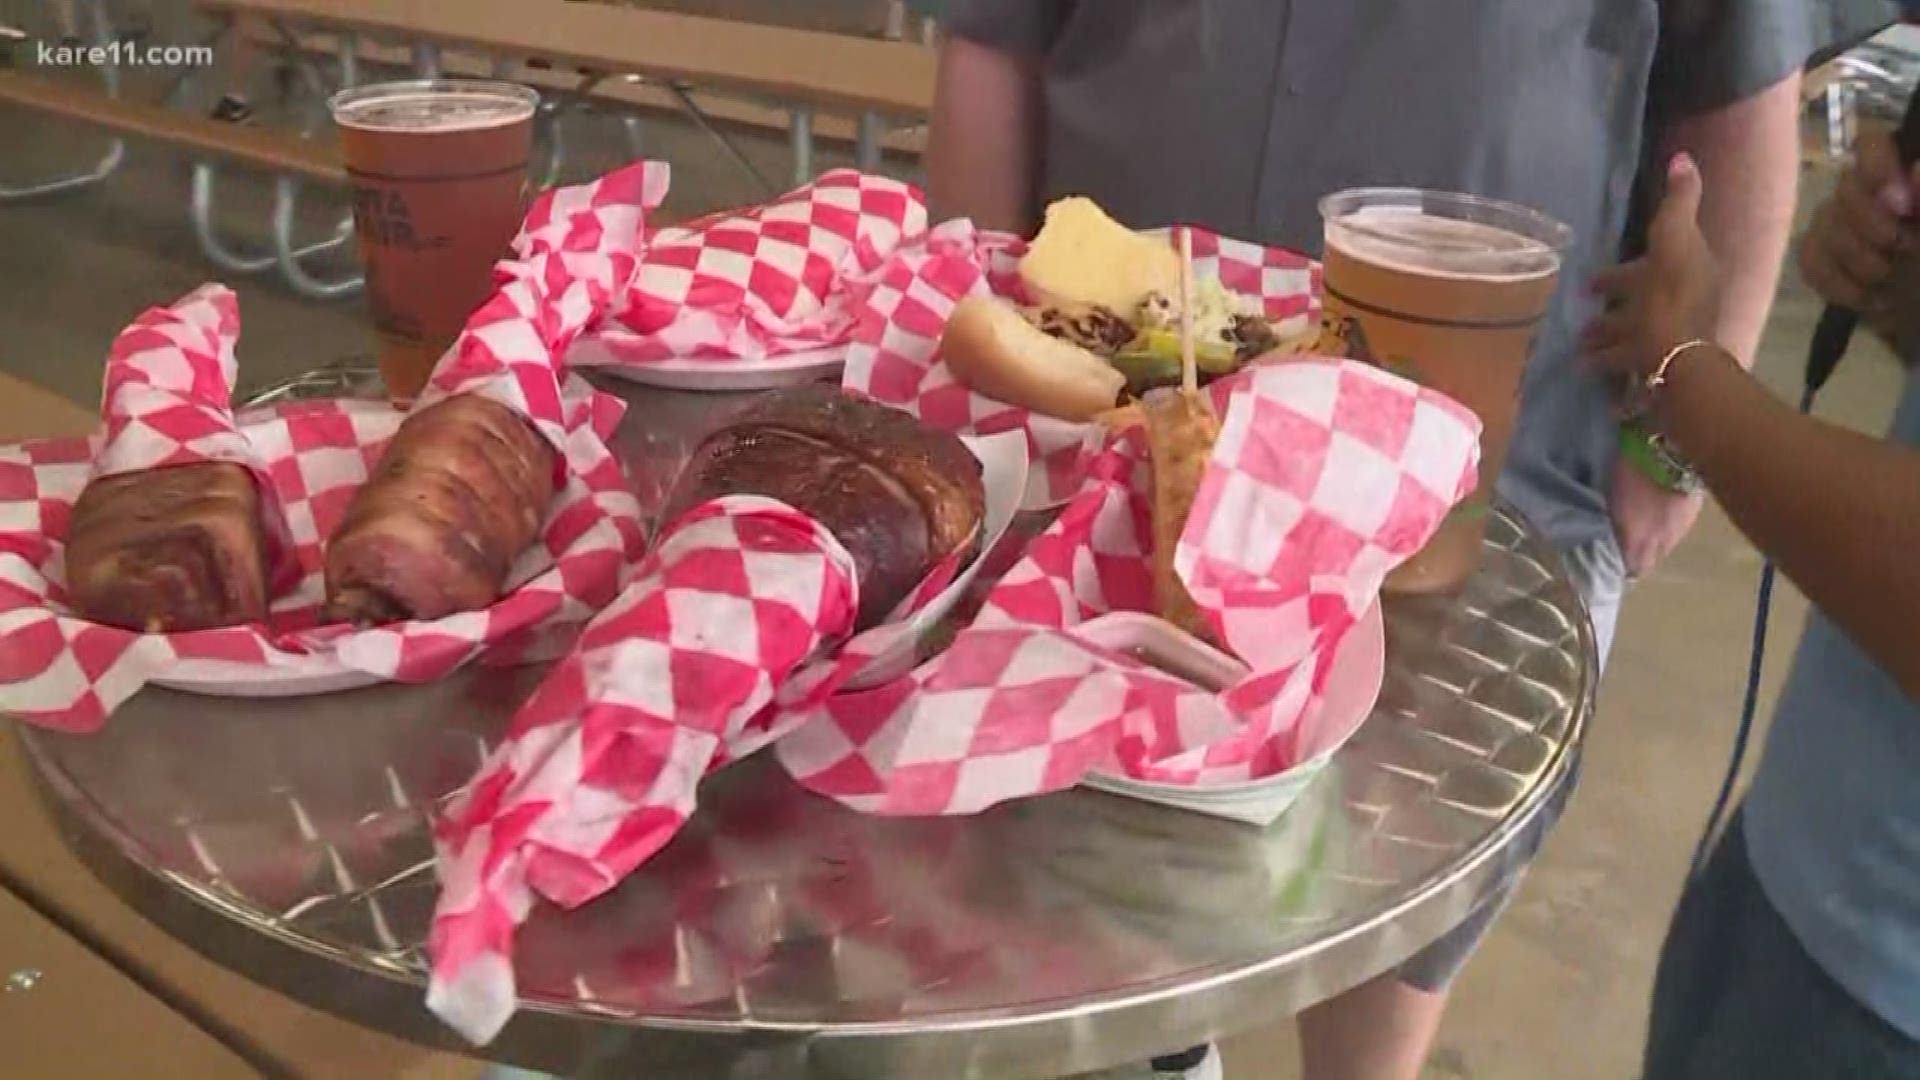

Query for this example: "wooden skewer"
[1177,226,1197,395]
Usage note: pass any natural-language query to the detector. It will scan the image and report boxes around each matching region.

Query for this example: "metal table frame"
[0,0,359,299]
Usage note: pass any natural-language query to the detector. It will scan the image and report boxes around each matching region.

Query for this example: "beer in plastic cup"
[1319,188,1570,593]
[329,79,539,404]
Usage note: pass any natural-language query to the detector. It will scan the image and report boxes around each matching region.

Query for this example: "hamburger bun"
[1020,197,1183,314]
[941,296,1127,422]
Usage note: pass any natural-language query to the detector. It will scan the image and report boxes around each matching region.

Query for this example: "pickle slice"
[1109,349,1184,396]
[1129,329,1239,373]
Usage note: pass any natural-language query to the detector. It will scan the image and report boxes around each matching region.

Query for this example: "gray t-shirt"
[944,0,1814,611]
[1744,367,1920,1041]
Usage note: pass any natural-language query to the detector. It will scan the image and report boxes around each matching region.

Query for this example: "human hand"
[1585,154,1721,387]
[1798,127,1920,357]
[1611,463,1703,581]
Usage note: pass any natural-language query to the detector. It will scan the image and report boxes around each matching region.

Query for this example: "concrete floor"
[0,7,1911,1080]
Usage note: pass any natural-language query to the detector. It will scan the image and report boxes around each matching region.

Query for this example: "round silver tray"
[12,375,1593,1079]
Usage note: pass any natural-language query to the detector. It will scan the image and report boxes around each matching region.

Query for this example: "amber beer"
[1319,189,1570,593]
[330,80,539,403]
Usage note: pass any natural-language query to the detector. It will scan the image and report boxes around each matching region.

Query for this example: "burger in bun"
[937,196,1286,421]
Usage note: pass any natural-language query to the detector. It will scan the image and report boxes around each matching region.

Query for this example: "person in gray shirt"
[925,3,1813,1078]
[1591,139,1920,1079]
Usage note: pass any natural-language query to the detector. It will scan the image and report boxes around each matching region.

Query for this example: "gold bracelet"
[1647,338,1717,395]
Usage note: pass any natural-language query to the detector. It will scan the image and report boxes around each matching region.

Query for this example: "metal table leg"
[265,44,361,298]
[0,0,123,199]
[190,164,277,274]
[196,161,359,284]
[272,177,362,299]
[479,1067,560,1080]
[663,82,774,196]
[0,140,124,200]
[1826,81,1855,159]
[339,32,362,88]
[159,22,227,109]
[855,111,884,174]
[621,114,646,160]
[790,106,815,187]
[412,41,441,79]
[535,99,567,189]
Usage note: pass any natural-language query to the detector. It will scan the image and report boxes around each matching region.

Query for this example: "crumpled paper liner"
[424,492,972,1044]
[555,165,927,369]
[776,360,1481,812]
[0,178,653,730]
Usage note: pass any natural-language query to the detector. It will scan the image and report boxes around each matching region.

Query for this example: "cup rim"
[327,78,541,125]
[1318,186,1573,254]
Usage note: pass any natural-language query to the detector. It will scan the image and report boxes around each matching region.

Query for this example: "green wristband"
[1619,422,1701,494]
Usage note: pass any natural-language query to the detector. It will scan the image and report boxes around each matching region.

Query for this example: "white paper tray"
[1075,604,1385,826]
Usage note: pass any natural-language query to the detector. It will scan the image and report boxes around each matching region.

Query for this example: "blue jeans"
[1644,811,1920,1080]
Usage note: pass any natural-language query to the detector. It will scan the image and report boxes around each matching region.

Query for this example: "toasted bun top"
[1019,197,1183,315]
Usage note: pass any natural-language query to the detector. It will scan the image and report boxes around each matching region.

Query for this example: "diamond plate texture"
[15,372,1592,1074]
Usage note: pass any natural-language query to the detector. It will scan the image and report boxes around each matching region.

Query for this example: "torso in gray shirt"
[946,0,1813,588]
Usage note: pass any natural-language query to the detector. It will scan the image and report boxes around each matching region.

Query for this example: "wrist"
[1649,339,1744,470]
[1647,338,1718,390]
[1620,419,1702,494]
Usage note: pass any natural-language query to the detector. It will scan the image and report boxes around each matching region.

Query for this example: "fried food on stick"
[1141,387,1222,648]
[1140,227,1226,647]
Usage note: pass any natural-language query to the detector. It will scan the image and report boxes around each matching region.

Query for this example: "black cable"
[1689,381,1816,876]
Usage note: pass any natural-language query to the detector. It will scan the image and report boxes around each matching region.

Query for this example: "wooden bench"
[0,67,359,298]
[0,70,343,185]
[201,0,935,187]
[249,25,932,160]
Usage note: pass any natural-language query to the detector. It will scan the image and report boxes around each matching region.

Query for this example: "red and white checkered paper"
[841,220,1321,507]
[422,462,975,1042]
[422,362,1477,1044]
[428,495,908,1043]
[775,360,1481,813]
[559,165,926,368]
[0,194,651,731]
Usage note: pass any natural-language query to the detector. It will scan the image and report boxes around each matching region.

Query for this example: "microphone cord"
[1688,380,1818,877]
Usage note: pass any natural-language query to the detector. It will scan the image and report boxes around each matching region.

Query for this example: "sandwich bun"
[1020,197,1183,314]
[941,296,1127,422]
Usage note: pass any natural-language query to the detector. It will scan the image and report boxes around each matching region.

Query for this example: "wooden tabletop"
[199,0,935,115]
[0,371,89,441]
[0,884,260,1079]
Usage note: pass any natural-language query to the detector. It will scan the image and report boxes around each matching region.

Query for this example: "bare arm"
[1662,72,1802,366]
[1591,155,1920,698]
[1659,345,1920,698]
[925,35,1045,233]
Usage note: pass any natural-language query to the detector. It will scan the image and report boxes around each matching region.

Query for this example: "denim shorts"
[1643,811,1920,1080]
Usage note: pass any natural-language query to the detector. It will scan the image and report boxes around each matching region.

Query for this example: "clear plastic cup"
[1319,188,1572,593]
[330,79,540,404]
